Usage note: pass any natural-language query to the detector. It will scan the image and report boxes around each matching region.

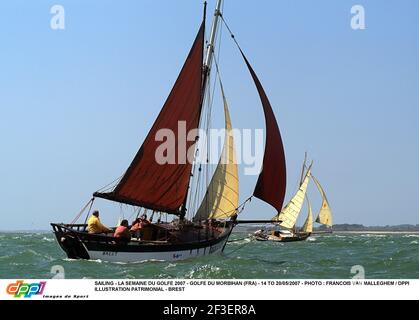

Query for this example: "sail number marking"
[102,252,118,257]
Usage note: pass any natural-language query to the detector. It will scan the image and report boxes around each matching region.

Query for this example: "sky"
[0,0,418,230]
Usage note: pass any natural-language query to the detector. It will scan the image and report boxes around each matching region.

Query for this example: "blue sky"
[0,0,418,230]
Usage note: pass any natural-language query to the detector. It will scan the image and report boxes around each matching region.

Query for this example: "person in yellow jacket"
[87,211,112,234]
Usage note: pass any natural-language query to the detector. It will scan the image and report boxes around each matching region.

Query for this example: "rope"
[219,14,244,53]
[214,196,253,220]
[227,237,250,243]
[187,11,225,220]
[224,237,254,256]
[128,207,141,223]
[71,198,94,224]
[83,199,95,225]
[95,174,124,194]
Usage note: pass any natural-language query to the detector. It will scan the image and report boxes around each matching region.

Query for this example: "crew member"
[114,220,131,241]
[87,211,112,234]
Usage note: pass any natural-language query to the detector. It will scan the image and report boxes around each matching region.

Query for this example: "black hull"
[51,222,234,262]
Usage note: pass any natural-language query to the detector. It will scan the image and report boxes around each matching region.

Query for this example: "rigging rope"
[224,237,254,256]
[71,198,95,224]
[83,198,96,225]
[187,11,225,220]
[95,174,124,194]
[227,237,251,243]
[219,14,245,53]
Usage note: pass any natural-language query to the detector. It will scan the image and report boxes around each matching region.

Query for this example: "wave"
[63,258,80,262]
[228,237,252,245]
[1,248,55,265]
[185,264,222,279]
[88,259,104,264]
[1,232,419,279]
[360,234,387,238]
[112,259,165,265]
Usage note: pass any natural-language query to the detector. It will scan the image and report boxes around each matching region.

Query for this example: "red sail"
[95,22,205,214]
[241,52,287,213]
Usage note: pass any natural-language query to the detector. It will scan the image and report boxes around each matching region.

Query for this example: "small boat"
[254,230,310,242]
[311,175,333,233]
[254,156,333,243]
[51,0,288,263]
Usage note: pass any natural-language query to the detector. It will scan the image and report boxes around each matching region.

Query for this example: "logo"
[6,280,46,298]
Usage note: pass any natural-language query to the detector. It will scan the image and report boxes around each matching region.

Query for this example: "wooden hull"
[51,223,233,263]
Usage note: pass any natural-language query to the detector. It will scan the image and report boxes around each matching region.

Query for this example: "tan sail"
[312,175,333,227]
[194,85,239,221]
[273,170,311,229]
[301,196,313,233]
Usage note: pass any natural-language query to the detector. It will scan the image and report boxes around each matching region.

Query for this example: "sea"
[0,231,418,279]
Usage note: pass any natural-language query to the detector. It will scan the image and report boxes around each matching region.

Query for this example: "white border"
[1,279,418,300]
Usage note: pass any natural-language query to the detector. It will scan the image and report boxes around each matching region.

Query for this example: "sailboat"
[254,162,313,242]
[311,175,333,234]
[51,0,287,263]
[254,157,333,242]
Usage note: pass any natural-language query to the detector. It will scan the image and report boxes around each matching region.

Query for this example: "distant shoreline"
[2,224,419,235]
[316,223,419,233]
[332,231,419,235]
[0,230,50,234]
[236,223,419,234]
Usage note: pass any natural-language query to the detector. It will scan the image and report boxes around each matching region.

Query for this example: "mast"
[299,152,308,186]
[205,0,223,72]
[180,0,224,219]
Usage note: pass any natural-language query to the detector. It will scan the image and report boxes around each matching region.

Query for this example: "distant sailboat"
[312,175,333,233]
[51,0,287,263]
[255,165,312,242]
[254,157,333,242]
[301,195,313,234]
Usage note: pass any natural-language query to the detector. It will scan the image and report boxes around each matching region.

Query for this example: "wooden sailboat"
[301,196,314,234]
[254,155,333,242]
[312,175,334,234]
[255,164,312,242]
[51,0,287,263]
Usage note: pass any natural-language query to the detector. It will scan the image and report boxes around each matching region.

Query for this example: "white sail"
[194,84,239,221]
[273,170,311,229]
[301,196,313,233]
[312,175,333,227]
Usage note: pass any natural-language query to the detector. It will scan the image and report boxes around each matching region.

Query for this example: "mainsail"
[194,83,239,221]
[273,170,311,229]
[240,52,287,214]
[301,196,313,233]
[94,22,206,214]
[312,175,333,227]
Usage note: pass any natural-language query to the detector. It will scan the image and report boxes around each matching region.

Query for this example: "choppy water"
[0,231,418,279]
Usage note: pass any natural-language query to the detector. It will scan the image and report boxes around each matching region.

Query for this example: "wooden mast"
[299,152,308,186]
[180,0,224,219]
